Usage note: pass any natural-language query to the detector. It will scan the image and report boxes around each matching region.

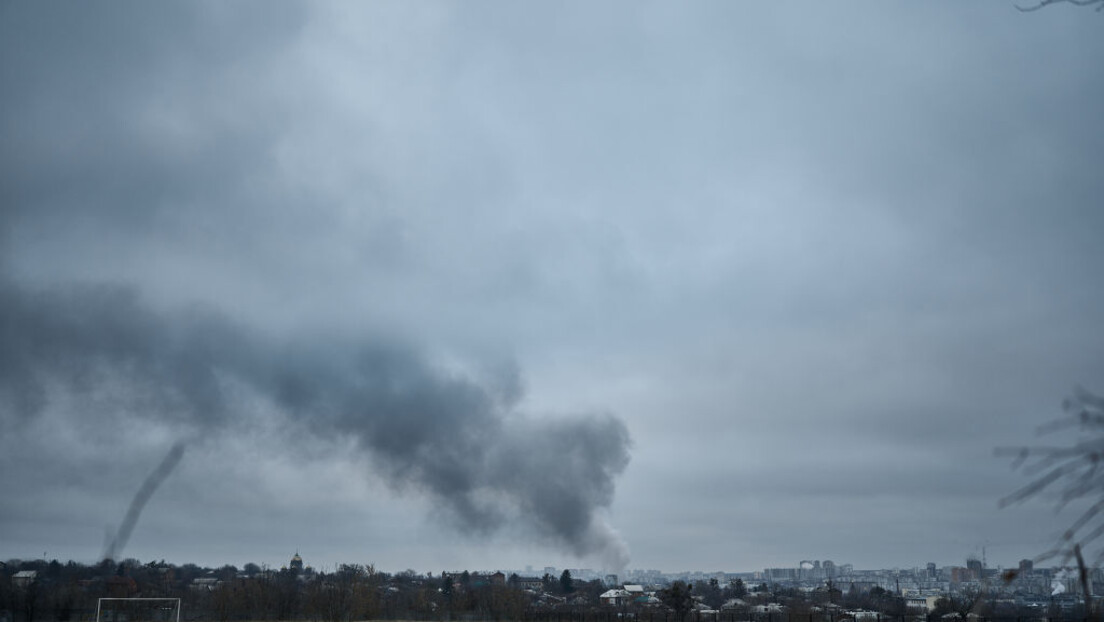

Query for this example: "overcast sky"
[2,1,1104,576]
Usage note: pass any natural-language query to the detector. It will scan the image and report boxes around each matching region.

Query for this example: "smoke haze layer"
[0,280,632,567]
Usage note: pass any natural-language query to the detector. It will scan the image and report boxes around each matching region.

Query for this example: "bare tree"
[999,388,1104,565]
[1016,0,1104,12]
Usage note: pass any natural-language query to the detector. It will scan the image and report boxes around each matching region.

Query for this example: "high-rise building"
[966,558,983,582]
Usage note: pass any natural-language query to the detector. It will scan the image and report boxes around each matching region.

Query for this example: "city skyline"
[0,546,1070,580]
[0,550,1058,580]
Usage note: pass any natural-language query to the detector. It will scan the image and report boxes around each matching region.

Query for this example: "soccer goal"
[96,598,181,622]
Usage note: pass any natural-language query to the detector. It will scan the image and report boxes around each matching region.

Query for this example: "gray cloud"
[0,278,631,566]
[2,0,1103,571]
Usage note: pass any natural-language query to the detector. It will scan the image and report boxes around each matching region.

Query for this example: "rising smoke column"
[102,442,186,562]
[0,280,632,566]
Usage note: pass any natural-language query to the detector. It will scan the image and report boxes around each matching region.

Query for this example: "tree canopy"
[658,581,694,622]
[559,569,574,594]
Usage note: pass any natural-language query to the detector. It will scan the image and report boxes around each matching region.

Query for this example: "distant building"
[600,589,631,607]
[12,571,37,589]
[904,596,934,612]
[516,576,544,590]
[966,558,983,581]
[290,552,304,571]
[190,577,218,592]
[766,568,796,582]
[846,581,880,594]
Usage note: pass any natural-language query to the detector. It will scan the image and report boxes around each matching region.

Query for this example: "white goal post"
[96,598,181,622]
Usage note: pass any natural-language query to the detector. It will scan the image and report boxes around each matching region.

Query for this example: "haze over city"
[2,1,1103,575]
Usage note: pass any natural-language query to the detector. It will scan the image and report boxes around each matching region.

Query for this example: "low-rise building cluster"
[3,554,1102,622]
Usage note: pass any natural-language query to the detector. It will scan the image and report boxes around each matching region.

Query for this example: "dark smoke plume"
[102,441,185,562]
[0,280,632,566]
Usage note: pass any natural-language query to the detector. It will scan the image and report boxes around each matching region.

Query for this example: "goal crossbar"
[96,598,181,622]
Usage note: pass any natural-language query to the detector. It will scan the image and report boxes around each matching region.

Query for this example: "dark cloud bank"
[0,279,632,567]
[3,0,1103,572]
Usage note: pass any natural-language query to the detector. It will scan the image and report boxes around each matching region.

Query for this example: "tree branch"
[1016,0,1104,12]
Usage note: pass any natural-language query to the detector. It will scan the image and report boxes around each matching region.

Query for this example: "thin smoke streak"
[102,442,186,562]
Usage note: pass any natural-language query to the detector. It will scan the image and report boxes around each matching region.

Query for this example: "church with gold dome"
[282,551,311,576]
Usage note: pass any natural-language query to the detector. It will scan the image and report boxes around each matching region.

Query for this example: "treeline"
[1,559,1086,622]
[0,558,611,622]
